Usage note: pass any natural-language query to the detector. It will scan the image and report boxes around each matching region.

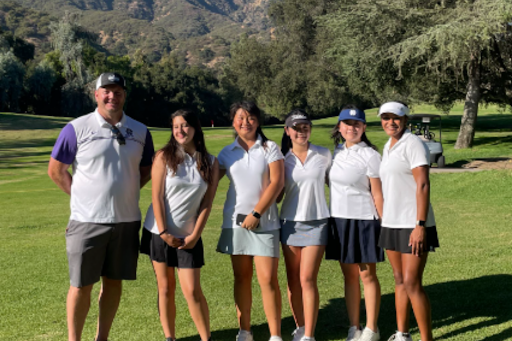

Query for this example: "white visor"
[378,102,410,117]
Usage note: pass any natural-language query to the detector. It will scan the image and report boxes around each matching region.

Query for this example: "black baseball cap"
[95,72,126,90]
[285,112,312,128]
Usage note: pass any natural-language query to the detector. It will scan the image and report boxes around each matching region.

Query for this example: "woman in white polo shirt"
[217,101,285,341]
[278,109,331,341]
[377,101,439,341]
[326,106,384,341]
[141,109,219,341]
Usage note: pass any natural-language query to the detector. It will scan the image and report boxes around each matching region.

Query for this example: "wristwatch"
[416,220,426,227]
[252,210,261,219]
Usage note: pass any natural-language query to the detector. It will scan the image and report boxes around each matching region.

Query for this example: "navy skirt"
[378,226,439,253]
[326,218,385,264]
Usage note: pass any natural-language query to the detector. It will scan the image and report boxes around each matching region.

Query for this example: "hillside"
[2,0,271,64]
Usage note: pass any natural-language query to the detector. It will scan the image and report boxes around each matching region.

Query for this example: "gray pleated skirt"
[216,227,280,258]
[280,219,329,247]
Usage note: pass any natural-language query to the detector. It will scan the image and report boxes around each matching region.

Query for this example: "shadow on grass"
[179,274,512,341]
[0,113,69,131]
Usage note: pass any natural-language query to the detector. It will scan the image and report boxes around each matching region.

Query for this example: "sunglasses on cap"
[111,126,126,145]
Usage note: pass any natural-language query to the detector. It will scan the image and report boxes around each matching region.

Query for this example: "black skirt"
[140,228,205,268]
[326,218,385,264]
[378,226,439,253]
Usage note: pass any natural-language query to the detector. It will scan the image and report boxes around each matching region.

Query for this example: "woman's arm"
[180,159,220,249]
[409,165,430,256]
[369,177,384,219]
[152,152,182,248]
[242,159,285,230]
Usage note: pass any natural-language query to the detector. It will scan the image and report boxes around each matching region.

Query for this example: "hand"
[242,214,260,230]
[160,232,183,248]
[179,234,199,250]
[409,225,426,257]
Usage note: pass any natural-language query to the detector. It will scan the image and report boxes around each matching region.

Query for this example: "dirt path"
[431,157,512,173]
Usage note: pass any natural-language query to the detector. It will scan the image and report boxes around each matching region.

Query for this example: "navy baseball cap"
[96,72,126,90]
[338,108,366,123]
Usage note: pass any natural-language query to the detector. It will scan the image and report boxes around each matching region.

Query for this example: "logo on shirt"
[126,128,133,138]
[350,110,357,116]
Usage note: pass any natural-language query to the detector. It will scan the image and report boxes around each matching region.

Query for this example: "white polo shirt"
[144,153,215,238]
[217,136,284,232]
[380,131,436,228]
[51,109,154,223]
[330,142,381,220]
[280,144,331,221]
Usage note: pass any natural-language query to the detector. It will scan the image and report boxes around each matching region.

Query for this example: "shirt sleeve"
[51,124,77,164]
[407,137,430,169]
[140,129,155,167]
[366,151,382,178]
[265,141,284,164]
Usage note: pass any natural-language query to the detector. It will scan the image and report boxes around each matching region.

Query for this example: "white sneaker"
[292,326,305,341]
[300,337,315,341]
[347,326,362,341]
[387,332,412,341]
[360,327,380,341]
[268,336,283,341]
[236,330,253,341]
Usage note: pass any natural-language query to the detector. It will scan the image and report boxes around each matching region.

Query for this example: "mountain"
[2,0,272,65]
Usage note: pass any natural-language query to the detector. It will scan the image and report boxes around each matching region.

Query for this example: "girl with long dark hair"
[216,101,285,341]
[141,109,219,341]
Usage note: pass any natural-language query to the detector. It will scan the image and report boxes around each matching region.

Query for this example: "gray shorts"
[66,220,141,287]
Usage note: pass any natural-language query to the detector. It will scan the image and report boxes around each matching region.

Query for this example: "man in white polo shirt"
[48,72,154,341]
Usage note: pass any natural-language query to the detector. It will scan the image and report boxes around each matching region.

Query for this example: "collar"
[228,134,263,151]
[95,108,127,128]
[387,129,412,149]
[285,143,318,160]
[337,141,367,152]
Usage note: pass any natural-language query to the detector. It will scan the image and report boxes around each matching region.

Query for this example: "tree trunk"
[454,53,481,149]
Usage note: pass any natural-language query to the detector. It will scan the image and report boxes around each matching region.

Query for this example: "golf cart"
[408,114,445,168]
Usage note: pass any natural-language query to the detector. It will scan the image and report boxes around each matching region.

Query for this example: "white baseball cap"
[378,102,410,117]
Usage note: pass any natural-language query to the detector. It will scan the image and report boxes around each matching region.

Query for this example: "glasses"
[111,126,126,145]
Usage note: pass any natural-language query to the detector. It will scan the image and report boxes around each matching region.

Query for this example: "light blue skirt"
[280,219,329,247]
[216,227,280,258]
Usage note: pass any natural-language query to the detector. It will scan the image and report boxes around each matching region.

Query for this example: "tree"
[322,0,512,148]
[0,51,25,112]
[226,0,353,119]
[49,12,95,116]
[25,59,57,114]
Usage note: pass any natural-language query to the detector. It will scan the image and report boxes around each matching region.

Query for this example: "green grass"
[1,104,512,341]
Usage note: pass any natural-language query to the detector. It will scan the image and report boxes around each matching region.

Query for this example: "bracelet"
[159,230,167,236]
[251,210,261,219]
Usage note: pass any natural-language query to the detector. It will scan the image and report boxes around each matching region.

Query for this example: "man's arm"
[140,128,155,188]
[48,157,72,195]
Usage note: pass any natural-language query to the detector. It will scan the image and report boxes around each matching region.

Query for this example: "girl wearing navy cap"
[326,105,384,341]
[377,101,438,341]
[278,109,332,341]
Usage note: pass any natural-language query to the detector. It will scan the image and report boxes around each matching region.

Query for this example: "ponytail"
[281,130,292,156]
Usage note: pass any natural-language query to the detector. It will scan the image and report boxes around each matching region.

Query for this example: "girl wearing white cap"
[326,105,384,341]
[216,101,285,341]
[278,109,332,341]
[377,101,439,341]
[141,109,219,341]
